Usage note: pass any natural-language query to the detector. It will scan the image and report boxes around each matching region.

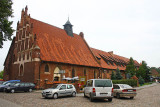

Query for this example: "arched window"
[53,67,60,81]
[45,64,49,72]
[20,65,23,76]
[72,69,75,78]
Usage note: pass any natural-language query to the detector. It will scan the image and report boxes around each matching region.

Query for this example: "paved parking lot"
[0,83,160,107]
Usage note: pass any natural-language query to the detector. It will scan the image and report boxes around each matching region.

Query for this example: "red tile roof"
[30,18,100,67]
[91,48,140,70]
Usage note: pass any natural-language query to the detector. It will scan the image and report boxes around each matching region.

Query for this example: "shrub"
[112,79,137,87]
[111,71,116,80]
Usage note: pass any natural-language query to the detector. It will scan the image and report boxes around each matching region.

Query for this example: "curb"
[135,83,158,90]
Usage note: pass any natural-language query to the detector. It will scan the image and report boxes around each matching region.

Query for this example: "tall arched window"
[72,69,75,78]
[45,64,49,72]
[20,65,23,76]
[53,67,60,81]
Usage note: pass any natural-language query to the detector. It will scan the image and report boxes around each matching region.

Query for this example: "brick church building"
[3,7,139,89]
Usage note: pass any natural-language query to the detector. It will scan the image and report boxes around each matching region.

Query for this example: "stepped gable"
[91,48,139,70]
[30,18,100,67]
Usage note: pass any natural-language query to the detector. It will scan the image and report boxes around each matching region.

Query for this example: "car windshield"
[95,80,112,87]
[2,82,8,85]
[120,84,132,89]
[50,84,61,89]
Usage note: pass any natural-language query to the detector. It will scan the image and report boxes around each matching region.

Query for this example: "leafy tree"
[111,71,116,80]
[125,57,136,77]
[138,61,150,82]
[0,0,14,48]
[115,68,122,80]
[138,76,144,86]
[0,70,4,79]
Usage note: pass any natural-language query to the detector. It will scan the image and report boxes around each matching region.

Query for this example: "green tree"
[0,0,14,48]
[138,76,144,86]
[138,61,150,82]
[111,71,116,80]
[0,70,4,79]
[115,68,123,80]
[125,57,136,77]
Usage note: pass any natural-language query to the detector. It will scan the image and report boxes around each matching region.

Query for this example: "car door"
[58,85,67,97]
[66,85,73,95]
[17,83,25,91]
[24,83,30,91]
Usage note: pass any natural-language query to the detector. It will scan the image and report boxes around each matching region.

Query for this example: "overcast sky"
[0,0,160,71]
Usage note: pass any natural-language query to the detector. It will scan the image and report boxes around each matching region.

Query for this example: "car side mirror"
[59,88,63,90]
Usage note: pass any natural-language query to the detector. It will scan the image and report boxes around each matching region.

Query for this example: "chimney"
[79,32,84,38]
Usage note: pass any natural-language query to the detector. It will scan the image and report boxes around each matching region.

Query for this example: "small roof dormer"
[63,18,73,37]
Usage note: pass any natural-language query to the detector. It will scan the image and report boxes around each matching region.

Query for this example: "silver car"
[113,84,137,99]
[42,84,76,99]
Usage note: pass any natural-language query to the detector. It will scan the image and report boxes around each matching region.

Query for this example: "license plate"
[128,90,133,92]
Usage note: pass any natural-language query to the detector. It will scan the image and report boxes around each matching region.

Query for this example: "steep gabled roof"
[91,48,140,70]
[30,18,100,67]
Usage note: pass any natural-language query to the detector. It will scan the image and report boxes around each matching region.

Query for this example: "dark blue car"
[0,80,20,92]
[4,82,35,93]
[0,82,18,92]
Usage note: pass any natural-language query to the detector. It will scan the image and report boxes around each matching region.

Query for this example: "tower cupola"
[63,18,73,37]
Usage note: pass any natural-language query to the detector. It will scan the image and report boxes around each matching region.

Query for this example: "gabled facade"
[3,7,139,89]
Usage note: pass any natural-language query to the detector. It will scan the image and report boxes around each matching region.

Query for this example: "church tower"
[63,18,73,37]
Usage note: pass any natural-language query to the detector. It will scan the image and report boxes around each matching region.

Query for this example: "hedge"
[112,79,137,87]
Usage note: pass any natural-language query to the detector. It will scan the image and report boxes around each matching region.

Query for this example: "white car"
[42,84,76,99]
[84,79,113,102]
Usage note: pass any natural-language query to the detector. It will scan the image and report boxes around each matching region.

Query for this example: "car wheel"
[89,94,94,102]
[53,93,58,99]
[11,89,15,93]
[29,89,32,92]
[72,92,76,97]
[108,98,112,102]
[130,97,134,99]
[117,93,120,99]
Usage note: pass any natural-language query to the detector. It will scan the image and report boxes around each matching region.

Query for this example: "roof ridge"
[30,18,79,36]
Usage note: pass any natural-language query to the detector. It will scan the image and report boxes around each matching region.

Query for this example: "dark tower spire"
[63,18,73,37]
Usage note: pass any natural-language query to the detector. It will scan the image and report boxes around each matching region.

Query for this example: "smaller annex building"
[3,7,140,89]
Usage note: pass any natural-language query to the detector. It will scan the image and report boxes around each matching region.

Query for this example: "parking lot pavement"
[0,97,22,107]
[0,83,159,107]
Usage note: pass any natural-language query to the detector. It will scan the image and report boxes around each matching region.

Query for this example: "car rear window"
[120,84,132,89]
[95,80,112,87]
